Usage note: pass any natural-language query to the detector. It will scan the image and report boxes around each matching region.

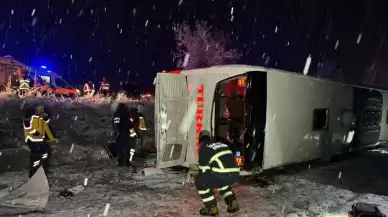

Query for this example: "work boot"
[225,195,240,213]
[199,206,219,216]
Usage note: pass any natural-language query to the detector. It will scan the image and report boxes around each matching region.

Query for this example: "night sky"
[0,0,388,92]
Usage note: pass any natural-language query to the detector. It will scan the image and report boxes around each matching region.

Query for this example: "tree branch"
[173,21,240,69]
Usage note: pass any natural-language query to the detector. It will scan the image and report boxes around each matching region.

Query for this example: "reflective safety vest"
[139,116,147,131]
[23,115,55,143]
[100,82,110,91]
[129,128,137,137]
[19,78,30,90]
[198,142,240,174]
[129,117,140,138]
[83,83,94,92]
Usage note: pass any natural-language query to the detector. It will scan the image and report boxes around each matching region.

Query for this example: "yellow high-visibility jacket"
[23,115,55,143]
[139,116,147,131]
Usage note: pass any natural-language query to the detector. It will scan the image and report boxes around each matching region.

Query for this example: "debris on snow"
[140,167,164,176]
[84,178,88,186]
[103,203,110,216]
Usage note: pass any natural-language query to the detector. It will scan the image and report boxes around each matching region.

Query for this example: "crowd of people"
[82,76,111,97]
[83,77,140,98]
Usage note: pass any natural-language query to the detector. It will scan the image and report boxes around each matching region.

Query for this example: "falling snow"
[1,146,388,216]
[0,1,385,85]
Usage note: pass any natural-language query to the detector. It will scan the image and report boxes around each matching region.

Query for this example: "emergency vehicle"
[0,56,79,96]
[154,65,388,173]
[25,68,80,96]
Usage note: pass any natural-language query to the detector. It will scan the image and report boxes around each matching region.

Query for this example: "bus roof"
[162,64,388,92]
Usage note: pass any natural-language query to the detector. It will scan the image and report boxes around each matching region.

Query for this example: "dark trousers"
[27,141,51,178]
[100,90,109,97]
[18,89,28,96]
[116,136,136,166]
[195,171,239,208]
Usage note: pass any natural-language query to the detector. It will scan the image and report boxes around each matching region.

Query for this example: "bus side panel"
[184,73,228,165]
[263,73,354,169]
[353,88,383,147]
[184,75,203,165]
[379,91,388,142]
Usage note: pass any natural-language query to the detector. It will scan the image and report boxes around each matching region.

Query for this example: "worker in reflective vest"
[128,107,147,153]
[112,103,136,167]
[23,104,55,178]
[18,72,31,96]
[99,77,110,96]
[83,81,95,96]
[195,130,240,216]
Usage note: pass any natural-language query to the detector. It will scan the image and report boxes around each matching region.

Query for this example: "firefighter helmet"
[199,130,212,145]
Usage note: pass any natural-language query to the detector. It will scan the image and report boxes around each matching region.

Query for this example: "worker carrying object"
[23,104,55,178]
[99,77,110,97]
[112,103,136,167]
[195,130,240,216]
[83,81,95,96]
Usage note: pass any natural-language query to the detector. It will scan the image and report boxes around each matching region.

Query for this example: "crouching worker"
[113,103,134,167]
[23,104,55,178]
[195,130,240,216]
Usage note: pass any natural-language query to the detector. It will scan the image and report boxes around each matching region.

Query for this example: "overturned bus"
[154,65,388,173]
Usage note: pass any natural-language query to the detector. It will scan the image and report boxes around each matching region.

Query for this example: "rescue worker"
[23,104,55,178]
[18,71,31,96]
[99,77,110,97]
[112,103,135,167]
[9,71,20,91]
[83,80,95,96]
[129,107,147,153]
[195,130,240,216]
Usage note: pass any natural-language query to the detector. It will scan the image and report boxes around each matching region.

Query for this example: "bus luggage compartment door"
[353,88,383,148]
[155,73,189,168]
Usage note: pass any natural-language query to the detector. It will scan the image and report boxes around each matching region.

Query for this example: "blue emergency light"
[235,151,241,157]
[41,65,47,69]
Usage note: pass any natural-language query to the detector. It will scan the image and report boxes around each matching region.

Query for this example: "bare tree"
[173,21,240,69]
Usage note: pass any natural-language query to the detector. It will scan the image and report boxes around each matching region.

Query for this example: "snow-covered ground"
[1,98,388,216]
[1,148,388,217]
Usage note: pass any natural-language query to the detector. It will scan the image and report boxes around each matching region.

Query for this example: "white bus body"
[155,65,387,172]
